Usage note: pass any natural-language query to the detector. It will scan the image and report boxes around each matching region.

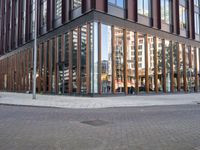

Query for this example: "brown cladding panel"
[152,0,161,29]
[82,0,92,13]
[189,0,195,39]
[62,0,69,24]
[172,0,180,34]
[127,0,137,22]
[94,0,107,12]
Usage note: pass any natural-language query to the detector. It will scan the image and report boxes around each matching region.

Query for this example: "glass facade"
[179,4,187,30]
[108,0,124,8]
[161,0,171,24]
[138,0,151,17]
[1,21,200,96]
[101,24,112,94]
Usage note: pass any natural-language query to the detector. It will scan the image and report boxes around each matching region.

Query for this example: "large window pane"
[72,29,78,93]
[157,38,164,92]
[138,0,151,17]
[173,42,179,92]
[81,25,87,94]
[179,44,184,91]
[114,27,124,93]
[138,33,146,93]
[127,31,135,94]
[90,22,98,94]
[148,35,155,92]
[108,0,124,8]
[101,24,112,94]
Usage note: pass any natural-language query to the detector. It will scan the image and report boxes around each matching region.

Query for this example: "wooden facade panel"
[172,0,180,34]
[189,0,195,39]
[93,0,107,12]
[154,37,158,93]
[145,34,149,93]
[126,0,137,22]
[152,0,161,29]
[111,26,115,94]
[135,32,139,94]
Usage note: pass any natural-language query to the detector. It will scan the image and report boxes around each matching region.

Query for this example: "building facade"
[0,0,200,96]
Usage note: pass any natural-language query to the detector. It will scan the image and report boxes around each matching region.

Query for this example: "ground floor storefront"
[0,21,200,96]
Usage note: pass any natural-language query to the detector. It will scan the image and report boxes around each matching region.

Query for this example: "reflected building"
[0,0,200,96]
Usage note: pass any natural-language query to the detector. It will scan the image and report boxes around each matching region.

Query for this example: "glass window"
[138,33,146,93]
[161,0,171,24]
[114,27,124,93]
[101,24,112,94]
[30,0,35,34]
[73,0,81,9]
[195,12,200,34]
[148,35,155,92]
[40,0,47,26]
[138,0,151,17]
[127,31,135,94]
[90,22,98,94]
[189,47,196,92]
[173,42,179,92]
[81,25,87,94]
[55,0,62,19]
[179,44,184,91]
[64,33,69,93]
[185,46,190,92]
[72,29,78,93]
[165,40,171,92]
[157,38,164,92]
[179,5,187,30]
[108,0,125,8]
[22,0,26,40]
[195,0,199,6]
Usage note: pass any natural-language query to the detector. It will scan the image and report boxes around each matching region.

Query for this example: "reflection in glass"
[127,31,135,94]
[64,33,69,94]
[165,40,171,92]
[138,33,146,93]
[114,27,124,93]
[179,44,184,91]
[72,29,78,93]
[189,47,195,92]
[173,42,178,92]
[81,25,87,94]
[51,38,56,93]
[185,46,190,92]
[157,38,163,92]
[101,24,112,94]
[148,35,155,92]
[90,22,98,93]
[58,35,63,94]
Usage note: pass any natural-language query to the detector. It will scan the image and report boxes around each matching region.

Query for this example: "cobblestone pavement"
[0,105,200,150]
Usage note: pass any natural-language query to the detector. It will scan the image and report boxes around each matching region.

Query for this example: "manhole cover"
[81,120,110,127]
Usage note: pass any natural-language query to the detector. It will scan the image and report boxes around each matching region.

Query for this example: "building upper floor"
[0,0,200,56]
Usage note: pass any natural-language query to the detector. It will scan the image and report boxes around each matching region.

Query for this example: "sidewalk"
[0,92,200,109]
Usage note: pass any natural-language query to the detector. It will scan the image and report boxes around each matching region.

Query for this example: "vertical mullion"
[177,43,181,92]
[77,27,81,95]
[194,47,198,92]
[183,44,187,93]
[86,23,91,95]
[111,26,116,94]
[124,29,128,95]
[170,41,174,93]
[135,32,139,94]
[154,36,158,93]
[54,37,58,94]
[145,34,149,94]
[68,31,73,94]
[48,40,52,93]
[43,42,47,93]
[98,22,102,95]
[162,39,166,93]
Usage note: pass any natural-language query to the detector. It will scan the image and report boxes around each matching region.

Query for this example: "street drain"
[81,120,110,127]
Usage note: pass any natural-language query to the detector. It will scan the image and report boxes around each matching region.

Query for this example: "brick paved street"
[0,105,200,150]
